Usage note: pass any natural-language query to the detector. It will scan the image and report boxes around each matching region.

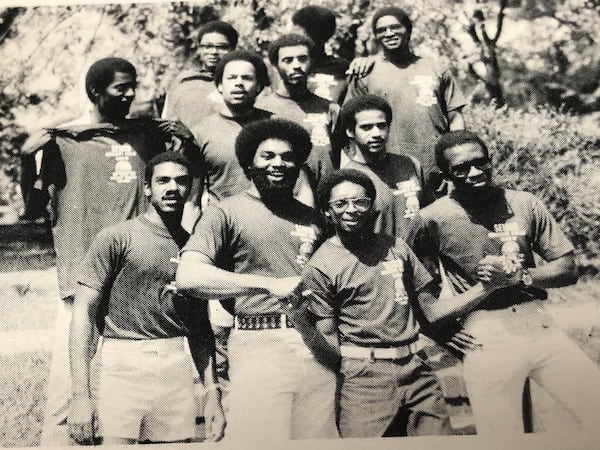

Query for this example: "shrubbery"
[465,104,600,270]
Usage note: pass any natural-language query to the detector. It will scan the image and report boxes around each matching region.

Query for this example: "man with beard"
[162,20,238,129]
[300,168,452,438]
[257,34,336,191]
[290,5,349,104]
[35,57,198,446]
[68,152,225,445]
[340,94,434,248]
[176,118,339,441]
[419,130,600,435]
[343,7,466,190]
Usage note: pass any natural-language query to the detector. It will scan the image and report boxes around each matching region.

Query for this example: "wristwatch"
[521,268,533,286]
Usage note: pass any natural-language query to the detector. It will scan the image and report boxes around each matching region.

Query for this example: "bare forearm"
[69,288,100,397]
[528,254,578,288]
[176,256,270,299]
[420,283,492,323]
[448,110,465,130]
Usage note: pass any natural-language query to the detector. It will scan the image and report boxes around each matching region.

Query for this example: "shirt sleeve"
[301,263,336,319]
[77,227,122,294]
[440,67,467,113]
[181,204,232,269]
[404,244,434,294]
[528,193,574,261]
[39,137,66,189]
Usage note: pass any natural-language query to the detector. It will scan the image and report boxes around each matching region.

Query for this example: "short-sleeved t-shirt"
[345,153,432,248]
[78,215,210,340]
[191,109,273,202]
[40,120,166,300]
[307,55,350,104]
[420,189,575,309]
[256,91,335,189]
[182,191,323,316]
[344,54,467,177]
[162,68,224,129]
[302,234,433,346]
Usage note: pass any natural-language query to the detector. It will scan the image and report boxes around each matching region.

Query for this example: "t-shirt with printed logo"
[182,191,324,316]
[303,234,433,346]
[40,120,167,300]
[344,54,467,177]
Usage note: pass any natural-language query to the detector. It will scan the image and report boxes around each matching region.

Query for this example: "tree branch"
[491,0,507,43]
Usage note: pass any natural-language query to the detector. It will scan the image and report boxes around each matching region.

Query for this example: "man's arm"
[526,253,578,288]
[68,284,102,444]
[176,251,301,300]
[186,335,225,442]
[418,255,519,323]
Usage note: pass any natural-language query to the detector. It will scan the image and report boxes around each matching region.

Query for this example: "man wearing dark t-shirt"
[36,57,199,447]
[257,34,336,193]
[419,130,600,435]
[301,169,451,438]
[177,119,338,441]
[340,94,434,248]
[343,7,467,189]
[69,152,224,444]
[162,21,238,129]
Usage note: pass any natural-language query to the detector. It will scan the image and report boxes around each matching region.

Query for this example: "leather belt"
[340,340,424,362]
[234,313,295,331]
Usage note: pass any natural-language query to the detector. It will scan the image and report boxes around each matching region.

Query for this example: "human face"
[328,181,373,234]
[444,142,493,193]
[144,162,191,214]
[250,138,299,191]
[347,109,389,156]
[95,71,136,120]
[374,15,409,52]
[276,45,311,87]
[198,32,231,70]
[218,60,261,110]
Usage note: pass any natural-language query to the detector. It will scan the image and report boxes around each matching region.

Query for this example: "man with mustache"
[343,7,466,192]
[69,152,224,445]
[340,94,434,248]
[176,118,339,441]
[33,57,198,446]
[419,130,600,435]
[257,34,336,192]
[162,20,239,129]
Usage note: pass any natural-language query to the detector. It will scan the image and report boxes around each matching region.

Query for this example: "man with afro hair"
[177,118,339,441]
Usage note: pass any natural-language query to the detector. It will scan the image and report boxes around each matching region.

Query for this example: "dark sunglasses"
[449,157,491,178]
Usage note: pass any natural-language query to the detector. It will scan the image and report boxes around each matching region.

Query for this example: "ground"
[0,222,598,447]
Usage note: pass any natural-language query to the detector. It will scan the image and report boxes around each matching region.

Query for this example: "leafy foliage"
[465,103,600,266]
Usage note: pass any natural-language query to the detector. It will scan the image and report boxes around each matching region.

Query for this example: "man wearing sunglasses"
[340,94,434,248]
[343,7,466,192]
[299,168,451,438]
[418,130,600,435]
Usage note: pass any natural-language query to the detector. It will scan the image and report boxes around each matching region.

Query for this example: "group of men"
[26,4,600,446]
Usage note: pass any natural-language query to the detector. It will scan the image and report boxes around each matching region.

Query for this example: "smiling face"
[94,71,136,121]
[144,162,191,215]
[276,45,311,87]
[444,142,493,194]
[374,15,410,53]
[347,109,389,157]
[249,138,299,193]
[328,181,374,234]
[218,60,261,110]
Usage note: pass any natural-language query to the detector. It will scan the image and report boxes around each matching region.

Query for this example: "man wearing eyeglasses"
[343,7,466,192]
[418,130,600,435]
[299,168,451,438]
[162,21,238,129]
[340,94,434,248]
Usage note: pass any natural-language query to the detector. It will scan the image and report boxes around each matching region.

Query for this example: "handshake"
[477,254,529,291]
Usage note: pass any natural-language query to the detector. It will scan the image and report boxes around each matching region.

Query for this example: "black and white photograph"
[0,0,599,449]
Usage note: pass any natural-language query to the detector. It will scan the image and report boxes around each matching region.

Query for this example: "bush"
[465,104,600,270]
